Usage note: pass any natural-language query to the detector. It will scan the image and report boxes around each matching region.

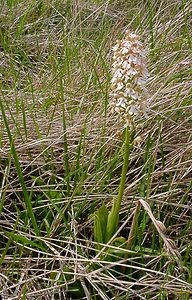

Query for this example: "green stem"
[106,127,131,242]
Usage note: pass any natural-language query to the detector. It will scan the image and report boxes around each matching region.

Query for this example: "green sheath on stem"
[106,127,131,242]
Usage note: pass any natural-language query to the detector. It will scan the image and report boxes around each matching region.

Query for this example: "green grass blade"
[0,98,40,236]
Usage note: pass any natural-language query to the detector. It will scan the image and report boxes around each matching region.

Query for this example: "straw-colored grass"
[0,0,191,299]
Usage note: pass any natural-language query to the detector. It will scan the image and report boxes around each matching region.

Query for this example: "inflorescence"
[110,30,149,129]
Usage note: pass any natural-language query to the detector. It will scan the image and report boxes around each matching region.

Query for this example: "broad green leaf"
[94,203,108,249]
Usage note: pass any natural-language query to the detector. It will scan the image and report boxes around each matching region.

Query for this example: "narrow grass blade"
[0,98,40,236]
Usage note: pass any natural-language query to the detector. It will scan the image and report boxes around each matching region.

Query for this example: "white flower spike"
[110,30,149,128]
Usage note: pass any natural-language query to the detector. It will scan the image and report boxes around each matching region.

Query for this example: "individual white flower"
[128,67,137,76]
[124,74,131,82]
[131,91,139,100]
[121,47,129,54]
[112,44,119,51]
[117,98,127,108]
[136,77,146,86]
[129,105,138,115]
[114,69,123,78]
[125,88,139,100]
[128,55,139,64]
[142,68,150,78]
[129,33,138,39]
[122,61,131,69]
[122,41,132,48]
[116,82,124,90]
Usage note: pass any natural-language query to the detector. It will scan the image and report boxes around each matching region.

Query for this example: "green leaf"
[107,236,127,256]
[94,203,108,248]
[1,230,46,252]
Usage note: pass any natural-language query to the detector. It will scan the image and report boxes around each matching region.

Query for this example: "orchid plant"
[94,30,149,250]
